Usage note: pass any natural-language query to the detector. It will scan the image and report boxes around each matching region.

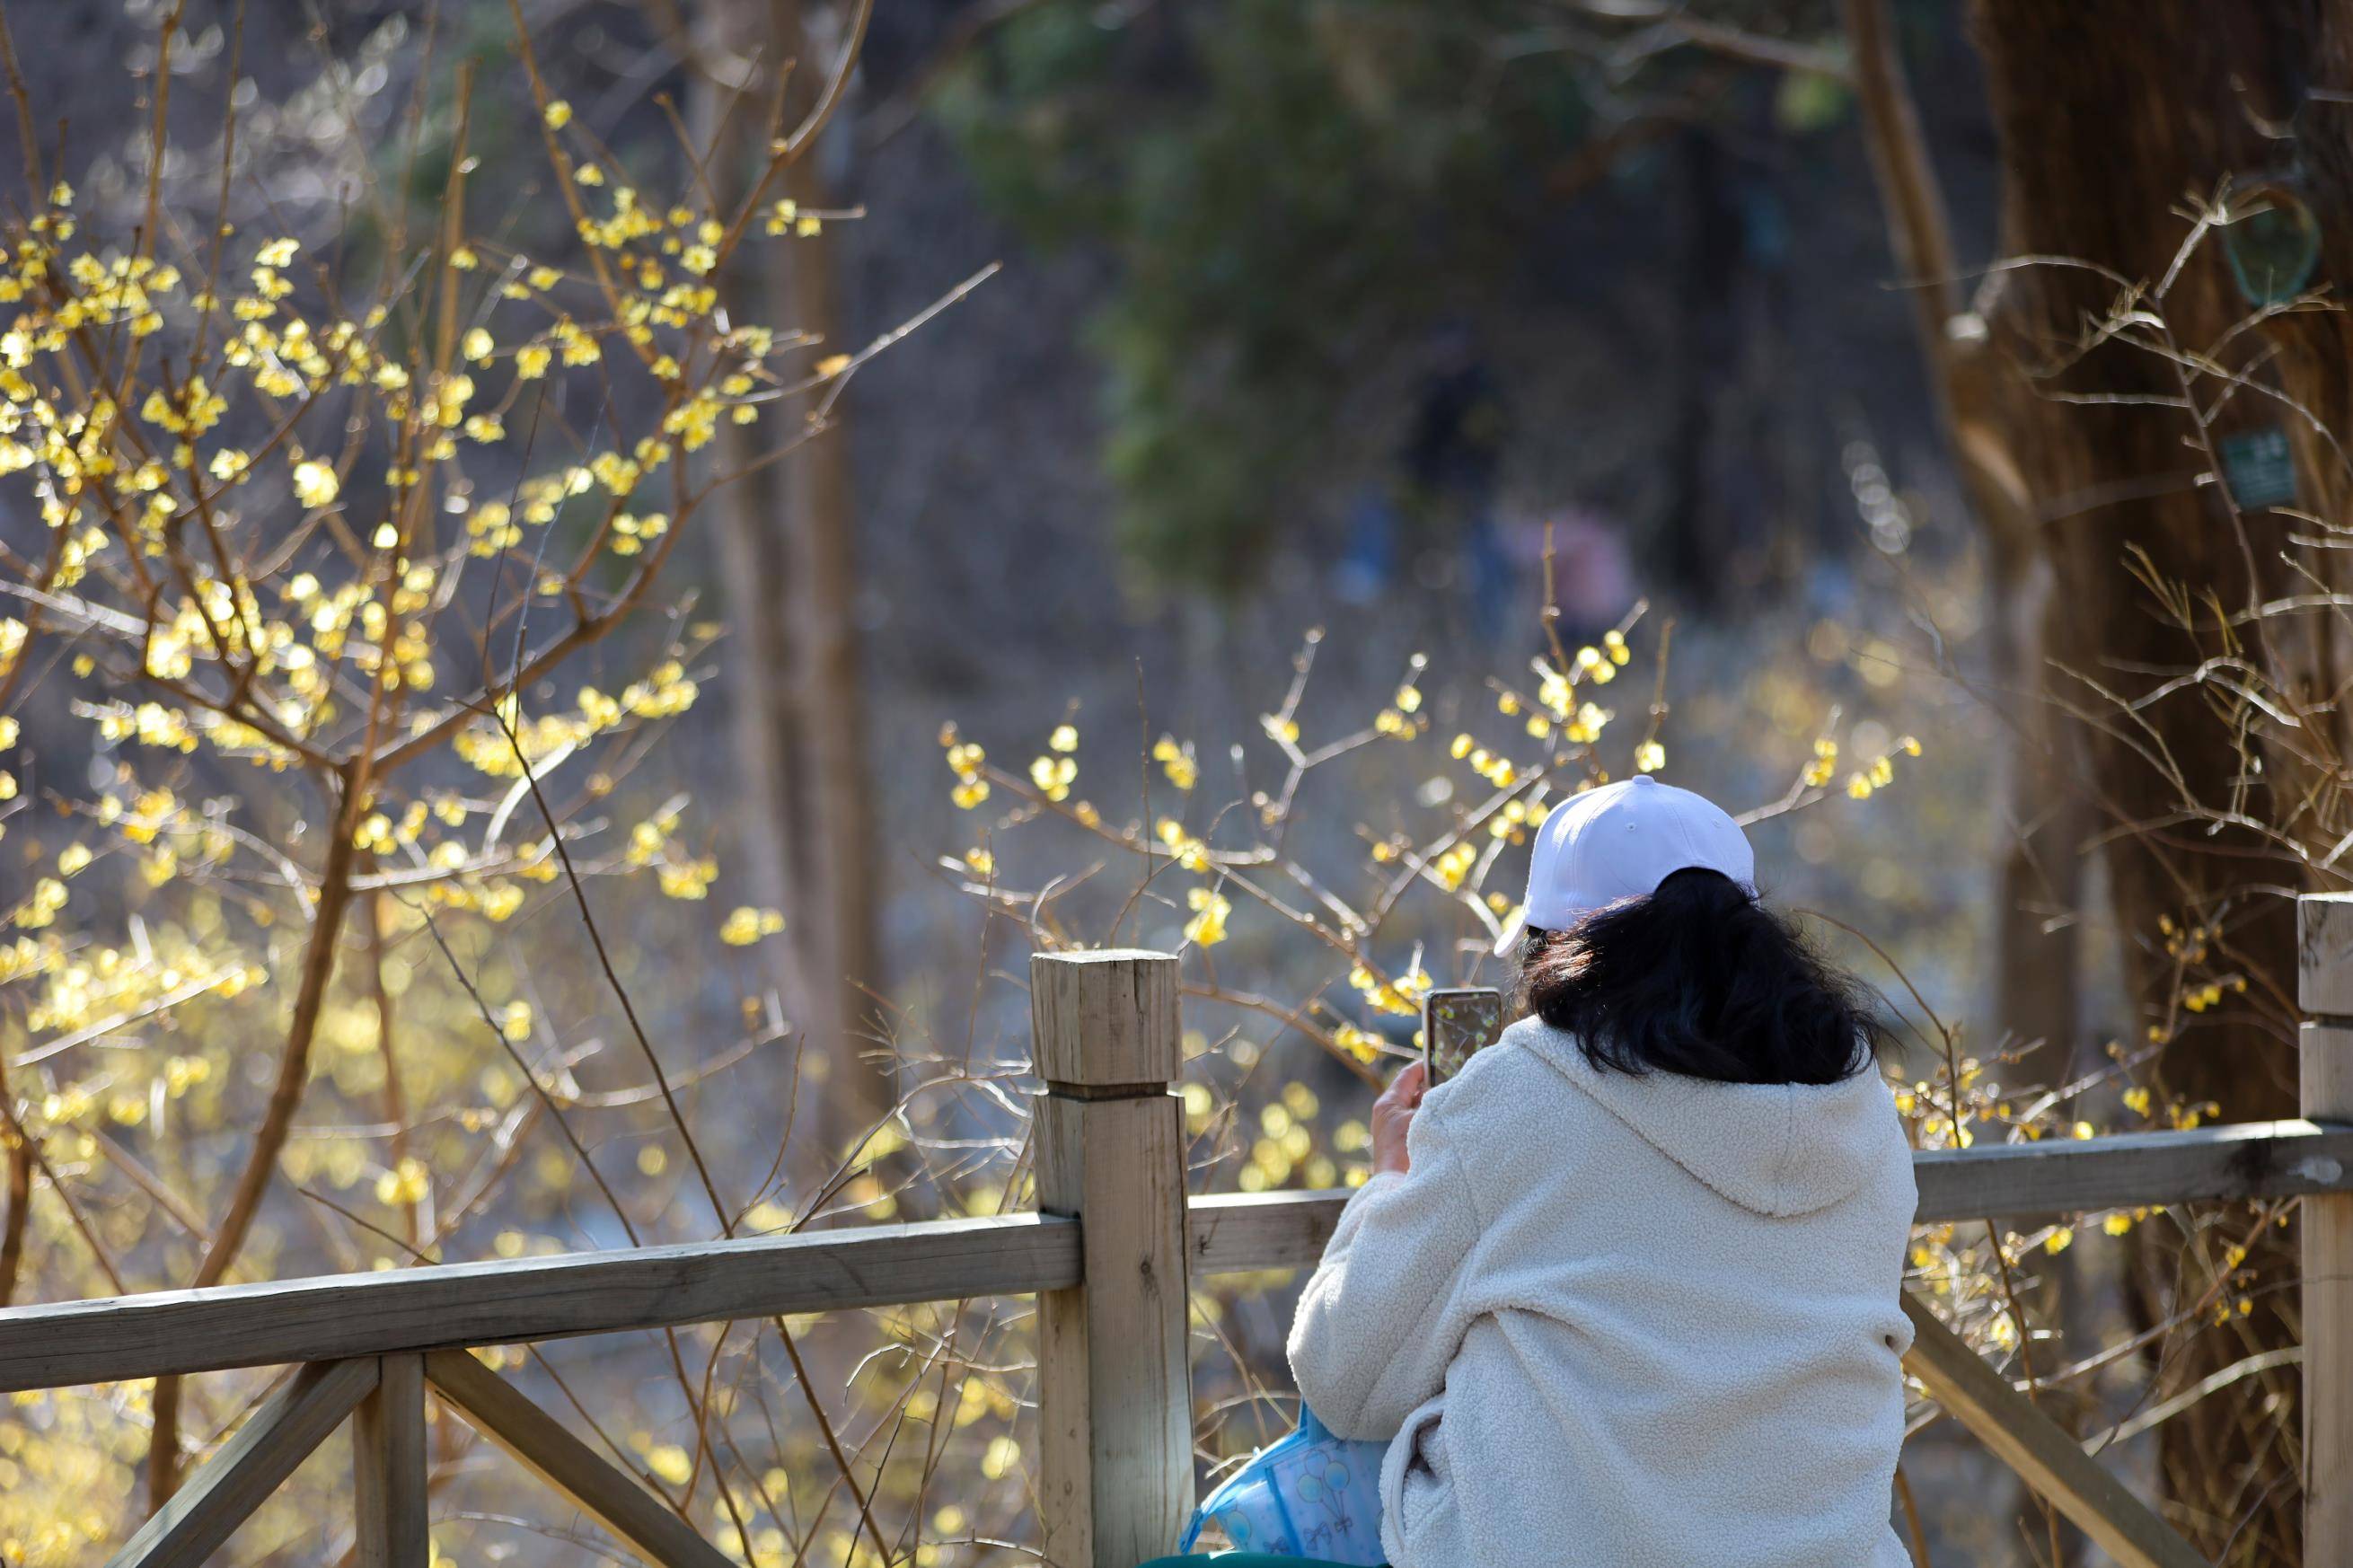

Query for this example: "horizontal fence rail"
[1189,1117,2353,1276]
[0,1211,1081,1395]
[3,1120,2349,1395]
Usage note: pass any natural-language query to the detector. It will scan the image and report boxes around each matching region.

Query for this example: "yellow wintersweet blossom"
[1572,645,1617,684]
[719,906,784,946]
[1460,745,1518,788]
[375,1158,430,1206]
[542,100,573,128]
[1185,886,1230,947]
[1157,818,1210,873]
[1152,735,1197,790]
[657,856,718,900]
[1349,961,1430,1018]
[14,877,66,929]
[944,736,991,807]
[291,458,339,508]
[1029,753,1077,801]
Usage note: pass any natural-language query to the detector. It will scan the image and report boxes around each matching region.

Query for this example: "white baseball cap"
[1494,774,1756,956]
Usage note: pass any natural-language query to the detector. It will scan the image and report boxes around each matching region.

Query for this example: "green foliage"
[933,0,1591,590]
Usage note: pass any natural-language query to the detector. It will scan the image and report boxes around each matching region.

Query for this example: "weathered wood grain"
[1913,1117,2353,1224]
[425,1351,736,1568]
[2302,1019,2353,1562]
[2301,892,2353,1017]
[108,1358,378,1568]
[354,1353,429,1568]
[1033,951,1193,1568]
[1901,1293,2206,1568]
[0,1212,1080,1392]
[1188,1188,1348,1277]
[1029,947,1182,1087]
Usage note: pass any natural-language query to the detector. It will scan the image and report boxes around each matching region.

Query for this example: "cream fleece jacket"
[1287,1017,1916,1568]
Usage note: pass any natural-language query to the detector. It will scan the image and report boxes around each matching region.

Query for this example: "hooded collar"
[1503,1017,1906,1218]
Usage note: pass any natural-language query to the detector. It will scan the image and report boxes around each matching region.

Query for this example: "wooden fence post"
[1032,950,1193,1568]
[353,1352,429,1568]
[2298,893,2353,1564]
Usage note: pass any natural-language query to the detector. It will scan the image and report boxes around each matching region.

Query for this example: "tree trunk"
[1966,4,2353,1555]
[693,0,892,1159]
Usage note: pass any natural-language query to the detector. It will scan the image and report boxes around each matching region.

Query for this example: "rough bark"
[1966,4,2353,1556]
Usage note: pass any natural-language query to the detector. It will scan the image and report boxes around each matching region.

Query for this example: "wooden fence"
[5,900,2353,1568]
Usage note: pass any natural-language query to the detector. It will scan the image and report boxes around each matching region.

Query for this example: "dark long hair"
[1515,868,1882,1086]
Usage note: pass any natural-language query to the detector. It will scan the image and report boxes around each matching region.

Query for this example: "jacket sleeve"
[1285,1091,1485,1441]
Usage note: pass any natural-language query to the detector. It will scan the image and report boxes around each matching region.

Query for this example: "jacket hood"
[1504,1017,1908,1218]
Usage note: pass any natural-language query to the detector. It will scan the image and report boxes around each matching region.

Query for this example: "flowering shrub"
[0,10,1017,1564]
[0,8,2312,1565]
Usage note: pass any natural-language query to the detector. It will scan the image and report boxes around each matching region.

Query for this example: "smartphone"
[1422,988,1503,1085]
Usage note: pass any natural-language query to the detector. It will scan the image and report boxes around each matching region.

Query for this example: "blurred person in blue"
[1399,321,1512,633]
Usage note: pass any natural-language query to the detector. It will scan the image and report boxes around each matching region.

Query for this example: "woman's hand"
[1370,1060,1428,1176]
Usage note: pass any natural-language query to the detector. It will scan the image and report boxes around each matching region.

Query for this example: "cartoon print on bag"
[1294,1453,1362,1557]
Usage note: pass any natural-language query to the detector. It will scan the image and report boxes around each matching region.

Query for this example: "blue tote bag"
[1179,1405,1388,1563]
